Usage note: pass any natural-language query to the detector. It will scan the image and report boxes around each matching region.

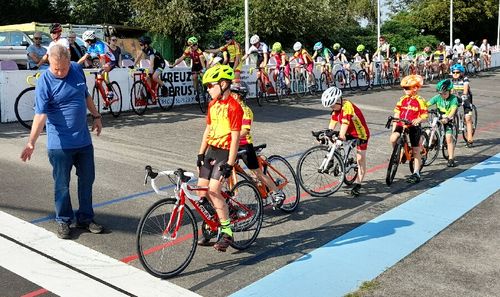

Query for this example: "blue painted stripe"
[231,153,500,297]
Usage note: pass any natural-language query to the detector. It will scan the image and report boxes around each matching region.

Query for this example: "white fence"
[1,52,499,123]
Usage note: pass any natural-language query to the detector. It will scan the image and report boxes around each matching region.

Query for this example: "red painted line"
[21,288,48,297]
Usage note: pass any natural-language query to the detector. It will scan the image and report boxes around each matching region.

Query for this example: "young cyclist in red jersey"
[270,42,291,92]
[196,64,243,252]
[171,36,207,101]
[390,75,428,184]
[290,41,315,87]
[322,87,370,196]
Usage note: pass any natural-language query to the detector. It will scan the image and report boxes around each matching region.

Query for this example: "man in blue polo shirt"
[20,44,104,239]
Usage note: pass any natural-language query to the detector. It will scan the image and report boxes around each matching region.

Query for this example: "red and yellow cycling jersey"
[182,47,204,65]
[330,101,370,140]
[293,49,313,65]
[271,51,289,67]
[206,94,244,149]
[394,94,428,125]
[237,101,253,146]
[220,40,242,63]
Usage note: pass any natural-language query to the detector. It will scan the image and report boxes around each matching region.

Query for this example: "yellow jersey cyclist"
[312,42,334,81]
[426,79,459,167]
[431,43,447,73]
[290,41,315,87]
[171,36,207,101]
[390,75,428,184]
[232,91,286,207]
[450,63,474,148]
[353,44,372,82]
[322,86,370,197]
[133,36,169,96]
[196,64,244,252]
[205,30,243,86]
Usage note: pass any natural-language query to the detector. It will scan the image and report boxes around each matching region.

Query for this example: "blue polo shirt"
[35,62,92,149]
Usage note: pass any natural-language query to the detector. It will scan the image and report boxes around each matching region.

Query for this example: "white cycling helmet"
[250,34,260,45]
[82,30,96,41]
[321,86,342,108]
[454,38,460,44]
[293,41,302,51]
[469,41,474,45]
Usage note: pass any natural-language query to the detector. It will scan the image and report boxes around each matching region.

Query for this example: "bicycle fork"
[318,145,338,173]
[163,203,184,240]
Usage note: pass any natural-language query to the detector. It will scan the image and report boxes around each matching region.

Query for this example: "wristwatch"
[92,114,102,120]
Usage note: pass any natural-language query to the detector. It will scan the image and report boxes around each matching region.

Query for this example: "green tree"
[69,0,133,25]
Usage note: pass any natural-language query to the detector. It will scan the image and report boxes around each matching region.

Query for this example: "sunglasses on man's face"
[206,82,218,89]
[33,37,41,40]
[111,39,117,41]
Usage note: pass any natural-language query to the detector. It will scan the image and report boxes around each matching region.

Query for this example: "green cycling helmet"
[202,64,234,85]
[356,44,365,52]
[187,36,198,45]
[408,45,417,53]
[391,46,397,53]
[333,43,340,50]
[272,42,282,52]
[436,79,453,93]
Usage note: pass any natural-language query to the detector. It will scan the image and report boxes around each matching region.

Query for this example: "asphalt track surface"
[1,70,499,297]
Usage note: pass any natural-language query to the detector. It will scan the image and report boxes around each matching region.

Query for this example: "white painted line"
[0,211,200,297]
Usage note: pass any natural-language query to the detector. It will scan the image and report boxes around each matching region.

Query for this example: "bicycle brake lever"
[144,173,149,185]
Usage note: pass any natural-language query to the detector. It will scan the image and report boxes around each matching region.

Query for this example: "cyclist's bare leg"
[193,72,199,95]
[465,114,474,143]
[390,131,400,148]
[412,147,422,173]
[251,168,279,193]
[356,149,367,184]
[445,134,455,159]
[207,178,229,221]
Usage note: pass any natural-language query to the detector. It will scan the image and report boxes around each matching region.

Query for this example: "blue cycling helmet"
[313,42,323,51]
[450,63,465,73]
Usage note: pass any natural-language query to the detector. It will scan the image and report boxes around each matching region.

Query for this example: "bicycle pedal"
[102,106,109,110]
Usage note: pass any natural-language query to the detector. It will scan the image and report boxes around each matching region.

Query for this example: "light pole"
[377,0,381,60]
[450,0,453,47]
[245,0,249,65]
[497,0,500,47]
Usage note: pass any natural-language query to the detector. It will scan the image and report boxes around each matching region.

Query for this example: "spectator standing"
[27,31,48,70]
[108,35,122,67]
[68,31,85,63]
[20,44,104,240]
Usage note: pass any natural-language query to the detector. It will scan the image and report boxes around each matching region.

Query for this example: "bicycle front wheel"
[198,81,209,113]
[356,69,370,91]
[342,148,358,186]
[409,132,429,173]
[130,80,149,115]
[136,198,197,279]
[108,81,122,117]
[334,70,347,90]
[157,79,175,111]
[386,140,403,186]
[267,155,300,213]
[296,145,345,197]
[228,180,263,250]
[14,87,36,130]
[423,127,439,166]
[255,78,265,107]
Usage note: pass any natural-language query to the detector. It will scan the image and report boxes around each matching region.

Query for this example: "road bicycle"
[423,109,457,166]
[385,116,429,186]
[137,165,263,278]
[229,144,300,213]
[454,97,478,143]
[274,66,291,100]
[89,70,122,117]
[253,66,277,106]
[333,62,358,91]
[292,64,317,97]
[372,60,391,88]
[130,68,176,116]
[317,61,334,91]
[352,61,370,91]
[194,77,209,113]
[14,72,40,130]
[296,130,359,197]
[463,56,477,77]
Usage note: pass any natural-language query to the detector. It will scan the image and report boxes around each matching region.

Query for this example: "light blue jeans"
[48,145,95,225]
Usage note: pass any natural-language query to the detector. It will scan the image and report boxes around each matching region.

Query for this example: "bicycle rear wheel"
[157,79,175,111]
[136,198,197,279]
[267,155,300,213]
[14,87,36,130]
[409,132,429,173]
[130,81,149,115]
[342,149,358,186]
[356,69,370,91]
[347,70,358,91]
[228,180,263,250]
[386,140,403,186]
[462,104,477,141]
[108,81,122,117]
[334,70,347,90]
[296,145,345,197]
[255,78,265,106]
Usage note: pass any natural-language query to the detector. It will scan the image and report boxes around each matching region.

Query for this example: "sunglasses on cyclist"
[139,43,144,47]
[206,82,218,89]
[452,71,461,74]
[402,86,413,90]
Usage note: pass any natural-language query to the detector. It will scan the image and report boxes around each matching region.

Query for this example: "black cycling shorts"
[199,146,229,180]
[394,125,422,147]
[192,62,203,74]
[239,144,259,170]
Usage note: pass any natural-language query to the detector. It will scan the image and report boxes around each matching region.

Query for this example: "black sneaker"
[350,184,361,197]
[447,159,456,167]
[197,237,212,246]
[76,220,104,234]
[466,141,473,148]
[406,173,421,184]
[213,233,233,252]
[57,223,71,239]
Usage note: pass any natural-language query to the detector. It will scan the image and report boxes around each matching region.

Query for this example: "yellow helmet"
[202,64,234,85]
